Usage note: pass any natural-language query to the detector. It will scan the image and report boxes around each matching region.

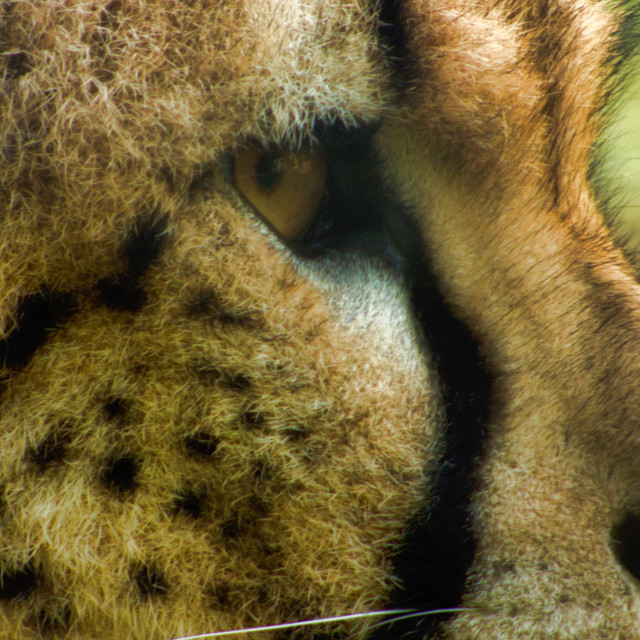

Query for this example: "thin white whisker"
[343,608,471,640]
[168,609,416,640]
[364,607,470,632]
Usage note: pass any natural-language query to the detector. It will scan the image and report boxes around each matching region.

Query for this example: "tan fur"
[0,0,639,638]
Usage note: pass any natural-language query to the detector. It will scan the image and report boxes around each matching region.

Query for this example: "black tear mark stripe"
[367,214,490,636]
[377,253,491,638]
[377,0,413,86]
[96,212,170,312]
[0,290,77,372]
[327,73,490,639]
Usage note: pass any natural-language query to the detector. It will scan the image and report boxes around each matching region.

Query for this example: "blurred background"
[602,69,640,248]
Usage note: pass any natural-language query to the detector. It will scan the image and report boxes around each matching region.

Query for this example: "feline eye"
[232,143,327,241]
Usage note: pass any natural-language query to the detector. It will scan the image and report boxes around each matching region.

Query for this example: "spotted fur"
[0,1,639,639]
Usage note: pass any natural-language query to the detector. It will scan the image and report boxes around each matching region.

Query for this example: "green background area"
[602,71,640,244]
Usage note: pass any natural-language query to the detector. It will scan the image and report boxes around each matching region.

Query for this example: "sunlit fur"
[0,0,639,639]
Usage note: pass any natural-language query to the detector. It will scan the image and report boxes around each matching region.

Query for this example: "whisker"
[343,608,471,640]
[168,609,416,640]
[362,607,470,633]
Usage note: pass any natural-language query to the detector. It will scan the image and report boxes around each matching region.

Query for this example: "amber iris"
[233,143,327,241]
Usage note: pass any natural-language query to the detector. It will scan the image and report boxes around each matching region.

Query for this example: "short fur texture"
[1,0,639,638]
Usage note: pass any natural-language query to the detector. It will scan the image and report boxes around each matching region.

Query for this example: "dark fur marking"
[377,0,412,84]
[370,207,491,640]
[249,494,270,518]
[133,565,168,601]
[0,291,76,371]
[184,288,264,329]
[103,397,129,423]
[240,408,267,430]
[184,432,220,459]
[173,489,204,520]
[96,276,147,312]
[222,373,252,391]
[96,213,169,313]
[27,422,74,472]
[4,51,30,79]
[0,562,38,600]
[101,455,139,494]
[611,513,640,584]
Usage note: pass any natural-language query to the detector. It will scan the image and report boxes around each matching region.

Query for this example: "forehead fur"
[0,0,389,328]
[1,0,387,193]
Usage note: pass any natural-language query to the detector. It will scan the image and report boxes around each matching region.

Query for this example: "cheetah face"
[1,1,640,639]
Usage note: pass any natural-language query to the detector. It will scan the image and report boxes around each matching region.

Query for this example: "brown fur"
[0,0,639,638]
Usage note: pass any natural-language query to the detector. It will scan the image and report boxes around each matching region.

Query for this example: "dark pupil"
[255,151,283,190]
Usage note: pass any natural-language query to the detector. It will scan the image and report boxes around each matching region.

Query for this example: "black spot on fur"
[184,432,220,459]
[0,563,38,600]
[101,455,139,494]
[240,408,267,430]
[0,291,76,371]
[27,423,74,472]
[173,489,204,520]
[125,215,169,277]
[133,565,168,601]
[96,213,169,312]
[611,514,640,583]
[103,397,129,422]
[183,288,218,318]
[4,51,30,79]
[224,373,252,391]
